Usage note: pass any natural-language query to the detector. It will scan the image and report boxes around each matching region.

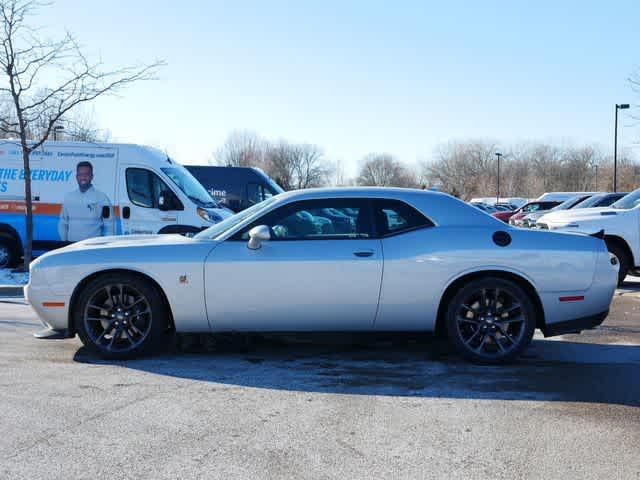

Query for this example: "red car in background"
[492,201,561,224]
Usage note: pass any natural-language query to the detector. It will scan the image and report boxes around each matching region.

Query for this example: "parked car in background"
[495,203,517,210]
[470,197,527,209]
[493,205,512,211]
[570,192,628,209]
[470,202,498,213]
[536,189,640,284]
[521,194,593,228]
[536,193,628,231]
[536,192,600,202]
[26,187,618,364]
[185,166,284,212]
[495,201,560,224]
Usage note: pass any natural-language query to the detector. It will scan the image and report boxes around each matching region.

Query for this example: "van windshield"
[160,167,218,208]
[194,196,278,240]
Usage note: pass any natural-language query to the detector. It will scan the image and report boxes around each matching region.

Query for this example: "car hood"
[539,207,619,224]
[61,234,196,251]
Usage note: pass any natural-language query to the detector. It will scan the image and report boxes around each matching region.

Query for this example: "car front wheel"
[445,277,536,364]
[73,273,169,359]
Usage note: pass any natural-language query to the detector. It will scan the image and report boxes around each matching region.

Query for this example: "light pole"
[495,152,502,203]
[613,103,630,192]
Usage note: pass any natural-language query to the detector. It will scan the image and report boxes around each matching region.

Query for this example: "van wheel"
[73,273,169,359]
[0,236,18,269]
[606,241,630,286]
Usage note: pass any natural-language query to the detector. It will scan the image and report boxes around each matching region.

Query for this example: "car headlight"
[197,207,222,223]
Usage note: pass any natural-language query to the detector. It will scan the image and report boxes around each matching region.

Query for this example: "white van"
[0,141,233,267]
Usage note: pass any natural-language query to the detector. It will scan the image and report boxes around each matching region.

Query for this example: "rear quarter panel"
[375,226,599,331]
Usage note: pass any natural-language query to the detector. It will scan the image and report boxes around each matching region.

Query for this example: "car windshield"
[194,196,279,240]
[160,166,218,208]
[550,196,584,211]
[612,189,640,209]
[572,194,605,209]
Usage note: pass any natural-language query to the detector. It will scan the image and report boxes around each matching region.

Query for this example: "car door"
[120,167,182,235]
[204,198,383,331]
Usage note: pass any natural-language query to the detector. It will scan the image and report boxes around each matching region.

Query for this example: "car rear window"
[373,199,434,237]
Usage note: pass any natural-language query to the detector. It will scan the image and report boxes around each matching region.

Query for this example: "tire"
[445,277,536,364]
[0,236,18,269]
[605,241,630,286]
[73,273,170,359]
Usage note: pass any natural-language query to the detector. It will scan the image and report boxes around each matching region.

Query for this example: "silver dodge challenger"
[26,188,618,363]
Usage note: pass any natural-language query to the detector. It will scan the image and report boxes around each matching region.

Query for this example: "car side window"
[126,168,175,209]
[373,199,434,237]
[234,199,372,240]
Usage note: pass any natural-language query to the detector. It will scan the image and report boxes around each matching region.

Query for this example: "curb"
[0,285,24,297]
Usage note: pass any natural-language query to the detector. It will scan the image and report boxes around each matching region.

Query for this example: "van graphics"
[0,168,73,193]
[0,148,115,159]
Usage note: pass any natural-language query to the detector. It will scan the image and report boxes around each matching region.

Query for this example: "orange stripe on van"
[0,201,121,217]
[42,301,65,308]
[0,201,62,215]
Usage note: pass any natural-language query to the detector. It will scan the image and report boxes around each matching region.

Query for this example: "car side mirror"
[248,225,270,250]
[159,190,176,211]
[158,194,168,211]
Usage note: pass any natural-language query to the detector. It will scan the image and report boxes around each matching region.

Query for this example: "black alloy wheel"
[74,273,169,359]
[446,277,536,364]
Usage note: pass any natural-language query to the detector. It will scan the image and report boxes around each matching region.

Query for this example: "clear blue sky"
[43,0,640,176]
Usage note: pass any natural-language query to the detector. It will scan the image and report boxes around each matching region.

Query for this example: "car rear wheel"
[73,274,169,359]
[445,277,536,364]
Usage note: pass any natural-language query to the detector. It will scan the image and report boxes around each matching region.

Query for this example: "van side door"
[119,166,183,235]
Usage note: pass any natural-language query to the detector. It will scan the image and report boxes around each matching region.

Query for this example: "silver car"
[26,188,618,364]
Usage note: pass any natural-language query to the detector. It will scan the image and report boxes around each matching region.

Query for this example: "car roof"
[270,187,500,227]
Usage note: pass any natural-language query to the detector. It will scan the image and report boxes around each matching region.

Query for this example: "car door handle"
[353,250,374,257]
[123,206,130,219]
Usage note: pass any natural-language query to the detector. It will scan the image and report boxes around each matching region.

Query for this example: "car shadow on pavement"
[73,333,640,408]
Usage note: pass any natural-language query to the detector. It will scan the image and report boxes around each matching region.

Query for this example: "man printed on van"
[58,161,113,242]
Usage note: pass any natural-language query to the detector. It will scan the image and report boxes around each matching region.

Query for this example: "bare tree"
[213,130,266,168]
[357,153,417,187]
[264,141,330,190]
[421,142,495,199]
[421,140,633,200]
[631,68,640,94]
[63,108,111,142]
[0,0,163,267]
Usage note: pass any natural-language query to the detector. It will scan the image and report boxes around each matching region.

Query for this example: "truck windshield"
[611,190,640,209]
[194,196,278,240]
[160,167,218,208]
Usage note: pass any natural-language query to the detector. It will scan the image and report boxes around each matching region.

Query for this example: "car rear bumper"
[541,309,608,337]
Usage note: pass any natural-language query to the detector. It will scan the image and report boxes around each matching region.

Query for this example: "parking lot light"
[614,104,630,192]
[495,152,503,203]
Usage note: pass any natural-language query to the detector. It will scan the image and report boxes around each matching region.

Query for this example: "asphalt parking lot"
[1,289,639,480]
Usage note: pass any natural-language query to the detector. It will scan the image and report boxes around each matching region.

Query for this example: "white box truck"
[0,141,233,267]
